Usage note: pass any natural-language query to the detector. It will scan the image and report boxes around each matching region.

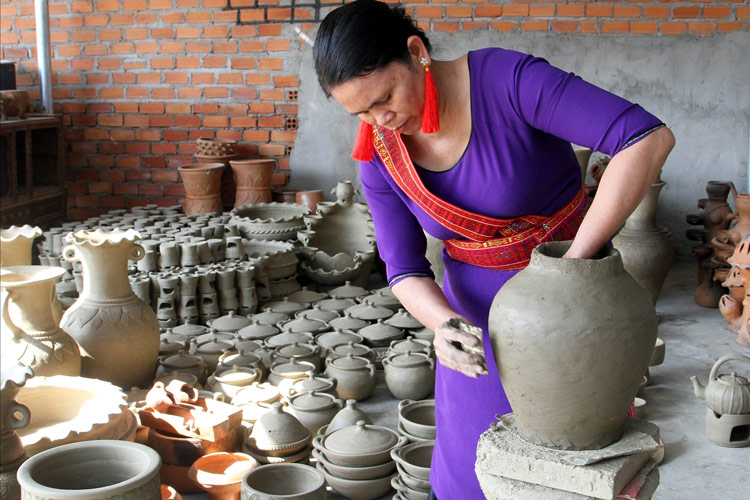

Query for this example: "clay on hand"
[434,317,488,379]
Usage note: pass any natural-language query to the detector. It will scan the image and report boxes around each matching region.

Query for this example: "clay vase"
[178,163,225,215]
[60,229,160,389]
[612,181,675,304]
[195,153,240,211]
[488,241,658,450]
[296,190,325,215]
[0,225,42,267]
[0,266,81,377]
[229,159,274,208]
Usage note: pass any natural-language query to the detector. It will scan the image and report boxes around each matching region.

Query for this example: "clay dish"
[315,329,365,354]
[241,463,326,500]
[389,337,433,357]
[311,447,395,481]
[187,452,258,500]
[172,323,210,339]
[313,421,406,467]
[390,441,433,480]
[391,475,429,500]
[395,462,431,491]
[359,320,404,347]
[398,399,436,440]
[316,462,397,500]
[328,342,375,363]
[265,331,315,350]
[231,203,309,241]
[272,342,322,371]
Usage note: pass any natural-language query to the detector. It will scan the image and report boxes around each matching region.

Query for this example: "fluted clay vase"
[60,229,159,389]
[178,163,225,215]
[613,181,675,304]
[489,241,657,450]
[0,266,81,377]
[229,159,274,208]
[0,225,42,267]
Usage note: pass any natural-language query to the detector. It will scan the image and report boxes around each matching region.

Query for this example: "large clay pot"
[612,181,675,304]
[0,225,42,267]
[1,266,81,377]
[60,229,160,389]
[230,159,275,208]
[16,440,161,500]
[488,241,657,450]
[195,153,240,211]
[178,163,225,215]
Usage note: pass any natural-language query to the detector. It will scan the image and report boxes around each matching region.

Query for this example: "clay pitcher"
[178,163,225,215]
[60,229,159,389]
[489,241,657,450]
[229,159,274,207]
[612,181,675,304]
[0,225,42,268]
[1,266,81,377]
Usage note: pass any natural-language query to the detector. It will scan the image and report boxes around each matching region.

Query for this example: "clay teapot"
[691,353,750,415]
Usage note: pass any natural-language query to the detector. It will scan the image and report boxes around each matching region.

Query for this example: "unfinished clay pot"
[287,374,338,398]
[156,350,208,385]
[358,319,404,348]
[178,163,225,215]
[243,239,298,279]
[246,402,311,456]
[397,399,436,440]
[390,441,432,481]
[326,399,372,435]
[207,366,261,402]
[188,452,258,500]
[296,190,325,215]
[287,391,344,436]
[60,229,159,389]
[313,420,404,468]
[488,241,658,450]
[329,281,369,300]
[324,354,376,401]
[383,351,435,400]
[315,462,396,500]
[231,203,309,241]
[230,159,275,208]
[311,447,395,481]
[315,329,364,355]
[296,305,339,324]
[241,463,326,500]
[0,225,42,267]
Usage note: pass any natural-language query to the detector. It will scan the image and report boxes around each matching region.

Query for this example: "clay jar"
[324,354,376,401]
[383,351,435,401]
[488,241,658,450]
[178,163,225,215]
[156,349,208,385]
[229,159,275,208]
[287,391,344,436]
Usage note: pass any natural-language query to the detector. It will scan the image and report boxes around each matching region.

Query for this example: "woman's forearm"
[391,276,458,331]
[566,126,675,259]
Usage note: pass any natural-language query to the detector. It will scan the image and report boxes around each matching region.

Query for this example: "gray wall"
[290,30,750,259]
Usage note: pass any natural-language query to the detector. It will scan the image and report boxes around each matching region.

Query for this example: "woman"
[314,1,675,498]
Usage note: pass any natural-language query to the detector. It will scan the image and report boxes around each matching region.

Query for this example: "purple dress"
[359,48,663,500]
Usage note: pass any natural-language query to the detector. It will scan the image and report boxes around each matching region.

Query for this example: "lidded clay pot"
[287,373,338,398]
[278,317,329,336]
[209,311,252,333]
[691,353,750,415]
[217,349,266,378]
[272,342,322,371]
[172,323,210,340]
[233,381,281,407]
[159,337,188,357]
[262,298,306,316]
[324,354,376,401]
[266,359,317,391]
[344,302,394,322]
[313,420,405,467]
[207,365,261,402]
[286,287,328,306]
[328,281,369,300]
[388,337,433,358]
[187,451,258,500]
[315,329,365,354]
[237,320,280,341]
[328,312,369,332]
[194,329,235,345]
[265,331,314,350]
[155,371,200,389]
[156,349,208,384]
[296,305,340,324]
[383,351,435,401]
[249,310,290,326]
[360,293,402,313]
[488,241,658,450]
[287,391,344,436]
[385,309,424,330]
[328,342,375,363]
[191,338,235,372]
[358,320,404,347]
[411,327,435,342]
[326,399,372,435]
[314,297,357,314]
[247,402,311,456]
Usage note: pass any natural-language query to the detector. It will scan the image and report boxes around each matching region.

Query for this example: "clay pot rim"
[0,224,42,242]
[231,203,310,223]
[397,421,433,443]
[229,158,275,167]
[178,162,226,171]
[269,358,317,375]
[243,463,325,497]
[193,153,240,161]
[0,265,65,287]
[398,399,436,435]
[64,227,141,247]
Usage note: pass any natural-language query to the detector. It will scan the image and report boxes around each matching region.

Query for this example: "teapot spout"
[690,376,706,400]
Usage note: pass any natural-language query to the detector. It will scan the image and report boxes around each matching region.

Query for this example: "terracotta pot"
[241,463,326,500]
[272,188,301,204]
[188,452,258,500]
[148,427,239,467]
[489,241,658,450]
[0,225,42,267]
[230,159,275,208]
[194,153,240,211]
[60,229,159,389]
[295,190,325,215]
[16,440,161,500]
[178,163,225,215]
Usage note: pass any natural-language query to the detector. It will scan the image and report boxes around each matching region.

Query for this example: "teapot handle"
[709,353,750,382]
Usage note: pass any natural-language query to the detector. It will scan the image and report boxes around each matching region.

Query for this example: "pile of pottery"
[719,235,750,346]
[397,399,436,443]
[243,402,312,465]
[298,181,377,286]
[391,441,434,500]
[313,421,405,500]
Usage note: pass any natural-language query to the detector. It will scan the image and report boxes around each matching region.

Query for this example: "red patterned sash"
[372,127,587,270]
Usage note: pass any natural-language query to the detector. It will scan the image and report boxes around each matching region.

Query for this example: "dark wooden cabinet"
[0,115,66,227]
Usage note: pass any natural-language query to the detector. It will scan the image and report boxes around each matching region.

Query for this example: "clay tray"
[139,397,242,442]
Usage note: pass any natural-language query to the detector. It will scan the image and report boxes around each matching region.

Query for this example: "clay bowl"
[316,462,397,500]
[242,463,326,500]
[311,447,396,481]
[390,441,433,481]
[396,462,431,491]
[392,475,429,500]
[312,427,407,468]
[398,399,436,439]
[397,421,432,444]
[187,452,258,500]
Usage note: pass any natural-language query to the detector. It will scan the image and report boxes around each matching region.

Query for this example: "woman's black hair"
[314,0,431,97]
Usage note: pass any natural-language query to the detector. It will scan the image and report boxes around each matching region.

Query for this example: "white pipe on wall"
[34,0,53,114]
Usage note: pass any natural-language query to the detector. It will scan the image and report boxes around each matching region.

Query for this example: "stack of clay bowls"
[242,463,326,500]
[312,421,405,500]
[391,441,434,500]
[397,400,436,443]
[243,402,312,465]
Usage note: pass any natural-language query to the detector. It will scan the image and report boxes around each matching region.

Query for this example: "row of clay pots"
[391,441,434,500]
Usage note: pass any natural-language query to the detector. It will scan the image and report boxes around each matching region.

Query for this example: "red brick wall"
[1,0,747,219]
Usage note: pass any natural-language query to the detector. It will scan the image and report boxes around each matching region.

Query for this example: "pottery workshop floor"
[183,261,749,500]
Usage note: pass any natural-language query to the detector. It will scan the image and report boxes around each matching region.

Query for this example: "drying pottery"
[0,225,42,267]
[241,463,326,500]
[278,316,329,336]
[188,452,258,500]
[315,329,365,354]
[287,288,328,307]
[392,476,429,500]
[218,350,266,378]
[265,331,314,350]
[311,447,395,481]
[207,366,261,402]
[329,281,369,300]
[345,302,394,322]
[240,442,311,465]
[383,351,435,400]
[313,420,404,467]
[397,421,432,444]
[191,338,235,373]
[287,374,338,398]
[233,382,281,407]
[296,304,339,323]
[327,341,375,363]
[147,426,240,468]
[287,391,344,436]
[172,323,210,340]
[246,402,311,456]
[238,320,281,341]
[488,241,658,450]
[361,292,402,313]
[0,360,33,500]
[324,354,376,401]
[388,337,433,358]
[210,311,253,333]
[358,319,404,348]
[326,399,372,434]
[231,203,309,241]
[397,399,436,440]
[15,375,137,457]
[159,337,188,357]
[230,159,275,208]
[272,342,322,371]
[328,312,369,332]
[296,190,325,214]
[395,462,430,492]
[316,463,396,500]
[266,359,316,392]
[263,297,306,316]
[411,328,435,343]
[155,371,200,390]
[315,297,357,314]
[156,350,208,385]
[243,239,298,279]
[16,440,161,500]
[386,309,424,330]
[613,181,675,304]
[299,249,376,286]
[60,229,159,389]
[0,266,81,377]
[179,163,225,215]
[390,441,432,481]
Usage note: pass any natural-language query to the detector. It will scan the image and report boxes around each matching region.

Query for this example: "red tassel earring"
[351,120,374,162]
[420,57,439,134]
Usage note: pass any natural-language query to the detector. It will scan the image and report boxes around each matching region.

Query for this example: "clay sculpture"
[718,235,750,345]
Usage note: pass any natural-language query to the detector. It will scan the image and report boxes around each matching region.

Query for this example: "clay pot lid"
[316,329,363,348]
[717,372,749,386]
[210,311,253,332]
[219,350,263,368]
[330,342,371,358]
[233,382,280,406]
[361,293,401,310]
[390,337,432,354]
[195,330,235,345]
[291,374,336,394]
[194,338,234,354]
[329,353,371,370]
[315,297,358,313]
[213,365,260,384]
[265,331,314,349]
[324,421,397,455]
[345,303,394,321]
[162,349,203,368]
[250,402,310,447]
[172,324,210,337]
[359,320,403,340]
[161,329,191,343]
[373,286,397,299]
[328,313,369,332]
[289,391,340,412]
[327,400,372,434]
[385,309,423,330]
[329,281,369,299]
[386,350,431,367]
[237,320,281,340]
[279,317,328,334]
[159,338,187,356]
[276,342,318,357]
[233,338,264,353]
[262,298,307,315]
[271,358,316,375]
[286,287,328,305]
[296,305,340,323]
[412,327,435,341]
[251,310,291,326]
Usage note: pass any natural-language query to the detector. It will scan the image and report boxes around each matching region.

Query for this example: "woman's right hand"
[433,317,488,379]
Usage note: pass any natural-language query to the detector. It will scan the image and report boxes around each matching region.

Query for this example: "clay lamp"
[237,320,280,341]
[385,309,424,330]
[287,287,328,306]
[246,402,311,457]
[315,329,365,355]
[358,320,405,348]
[187,452,258,500]
[344,302,394,322]
[278,317,329,336]
[208,311,253,334]
[329,281,369,300]
[328,312,369,333]
[296,304,340,323]
[312,420,406,467]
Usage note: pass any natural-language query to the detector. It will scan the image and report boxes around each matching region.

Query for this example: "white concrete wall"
[290,30,750,259]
